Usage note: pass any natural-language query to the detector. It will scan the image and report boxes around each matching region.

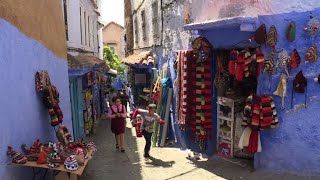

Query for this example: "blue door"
[69,77,84,140]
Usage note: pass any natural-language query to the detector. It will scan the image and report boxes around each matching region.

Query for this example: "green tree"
[103,46,126,79]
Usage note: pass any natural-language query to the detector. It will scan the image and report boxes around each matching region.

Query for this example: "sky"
[101,0,124,26]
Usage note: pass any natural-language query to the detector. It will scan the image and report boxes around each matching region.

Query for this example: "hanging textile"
[242,94,279,129]
[174,51,190,130]
[189,37,213,150]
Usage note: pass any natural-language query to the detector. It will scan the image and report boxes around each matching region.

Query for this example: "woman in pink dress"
[107,96,127,152]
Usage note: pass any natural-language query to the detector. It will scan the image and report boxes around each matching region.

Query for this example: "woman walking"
[107,96,127,152]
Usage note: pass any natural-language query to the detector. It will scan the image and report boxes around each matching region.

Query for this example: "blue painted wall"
[0,19,72,179]
[255,9,320,175]
[193,7,320,175]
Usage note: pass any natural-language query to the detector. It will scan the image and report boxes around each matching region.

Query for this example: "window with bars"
[63,0,68,40]
[141,10,146,40]
[88,16,91,47]
[134,17,138,44]
[97,22,99,53]
[84,12,87,46]
[80,7,83,44]
[152,2,158,38]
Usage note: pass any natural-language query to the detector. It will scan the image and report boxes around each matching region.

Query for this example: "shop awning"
[122,51,154,68]
[68,53,110,76]
[184,16,258,31]
[184,16,260,49]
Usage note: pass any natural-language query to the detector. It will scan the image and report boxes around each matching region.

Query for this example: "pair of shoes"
[121,148,125,153]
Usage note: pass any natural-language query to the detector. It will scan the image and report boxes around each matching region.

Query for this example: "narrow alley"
[79,118,314,180]
[3,1,320,179]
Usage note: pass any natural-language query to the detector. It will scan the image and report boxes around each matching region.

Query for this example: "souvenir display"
[304,17,320,37]
[292,71,308,108]
[15,138,95,171]
[83,89,94,135]
[47,143,61,168]
[277,49,291,76]
[266,25,277,48]
[21,139,41,155]
[64,155,79,171]
[6,71,97,170]
[293,71,307,93]
[175,37,213,150]
[233,113,253,159]
[290,49,301,68]
[35,71,64,127]
[217,97,235,158]
[306,44,318,63]
[238,93,279,154]
[254,24,267,44]
[228,49,263,81]
[36,145,48,164]
[56,125,72,146]
[7,146,27,164]
[264,50,275,74]
[286,21,296,42]
[242,94,279,129]
[273,74,288,109]
[215,52,229,87]
[35,71,51,92]
[238,126,251,150]
[246,130,261,154]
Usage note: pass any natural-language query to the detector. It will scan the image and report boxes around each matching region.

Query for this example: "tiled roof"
[67,53,109,70]
[122,51,154,66]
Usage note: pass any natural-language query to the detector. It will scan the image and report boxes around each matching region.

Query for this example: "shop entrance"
[214,49,259,167]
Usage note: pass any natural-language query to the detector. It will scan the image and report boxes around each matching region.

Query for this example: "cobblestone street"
[79,118,319,180]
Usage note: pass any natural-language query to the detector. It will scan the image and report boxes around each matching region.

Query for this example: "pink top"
[107,104,127,119]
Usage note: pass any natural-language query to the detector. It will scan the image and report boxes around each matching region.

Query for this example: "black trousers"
[142,130,153,155]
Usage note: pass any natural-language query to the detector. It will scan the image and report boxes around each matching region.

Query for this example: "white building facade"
[131,0,162,53]
[62,0,103,59]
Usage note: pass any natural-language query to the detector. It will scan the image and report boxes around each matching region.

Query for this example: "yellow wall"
[103,22,124,59]
[0,0,67,60]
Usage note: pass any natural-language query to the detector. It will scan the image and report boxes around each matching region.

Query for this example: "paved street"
[79,118,319,180]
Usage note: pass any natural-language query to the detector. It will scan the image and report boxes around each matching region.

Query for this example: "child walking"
[132,104,165,158]
[107,96,127,152]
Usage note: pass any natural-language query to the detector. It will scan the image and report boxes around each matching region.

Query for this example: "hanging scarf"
[266,25,277,49]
